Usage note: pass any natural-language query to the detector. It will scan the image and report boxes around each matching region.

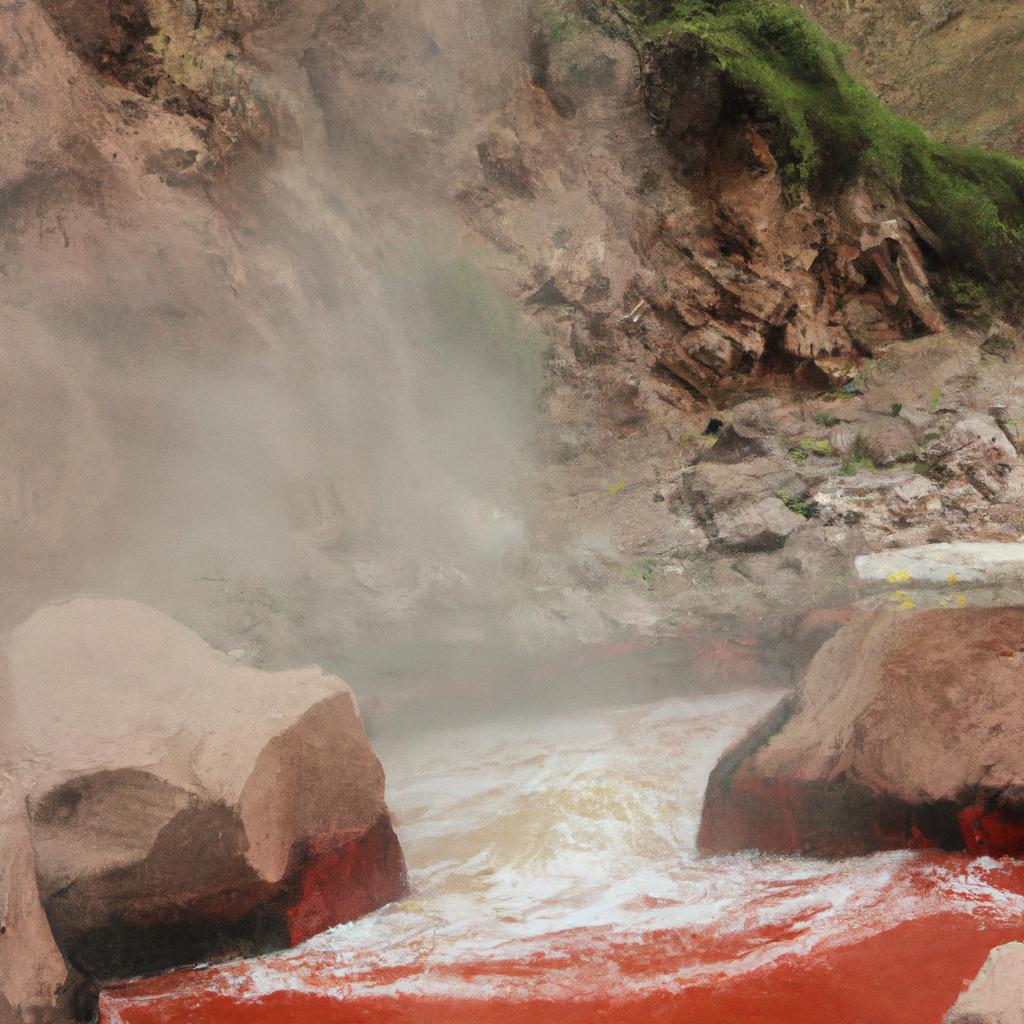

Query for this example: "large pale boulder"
[699,607,1024,857]
[0,790,71,1024]
[2,598,407,1014]
[945,942,1024,1024]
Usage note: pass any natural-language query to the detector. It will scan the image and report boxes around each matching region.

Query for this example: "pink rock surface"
[2,598,406,1017]
[700,607,1024,857]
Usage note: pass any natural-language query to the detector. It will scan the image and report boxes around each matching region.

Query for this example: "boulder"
[855,415,918,466]
[699,607,1024,857]
[813,471,942,534]
[0,791,71,1024]
[948,417,1018,496]
[945,942,1024,1024]
[681,457,805,552]
[2,598,407,1012]
[712,496,806,552]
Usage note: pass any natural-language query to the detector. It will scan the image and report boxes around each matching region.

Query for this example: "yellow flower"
[887,570,912,584]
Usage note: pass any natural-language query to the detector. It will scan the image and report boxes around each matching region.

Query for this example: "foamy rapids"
[102,690,1024,1018]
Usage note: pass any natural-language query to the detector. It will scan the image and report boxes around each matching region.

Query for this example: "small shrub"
[840,455,876,476]
[624,558,657,583]
[799,438,834,455]
[778,491,817,518]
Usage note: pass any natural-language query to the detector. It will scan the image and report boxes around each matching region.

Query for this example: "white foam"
[105,691,1024,1006]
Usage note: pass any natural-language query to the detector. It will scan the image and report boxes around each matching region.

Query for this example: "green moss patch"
[618,0,1024,313]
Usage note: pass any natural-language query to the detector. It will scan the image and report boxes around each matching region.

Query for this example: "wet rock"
[698,607,1024,857]
[945,942,1024,1024]
[5,599,407,1006]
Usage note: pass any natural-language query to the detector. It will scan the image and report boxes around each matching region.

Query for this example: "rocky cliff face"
[0,0,549,672]
[4,0,1024,716]
[5,0,1024,1018]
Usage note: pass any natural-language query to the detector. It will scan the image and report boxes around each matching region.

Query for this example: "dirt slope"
[802,0,1024,156]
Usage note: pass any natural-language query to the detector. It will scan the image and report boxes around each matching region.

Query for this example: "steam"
[0,2,548,670]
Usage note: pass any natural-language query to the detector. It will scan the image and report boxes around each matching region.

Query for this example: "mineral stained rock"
[699,607,1024,857]
[2,598,407,1018]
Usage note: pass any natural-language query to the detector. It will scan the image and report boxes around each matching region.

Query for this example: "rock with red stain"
[945,941,1024,1024]
[699,607,1024,857]
[3,598,407,1011]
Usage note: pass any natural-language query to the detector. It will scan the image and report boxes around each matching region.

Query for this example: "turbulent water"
[101,690,1024,1024]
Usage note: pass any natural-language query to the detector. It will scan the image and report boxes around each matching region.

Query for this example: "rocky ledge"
[698,605,1024,857]
[0,599,407,1023]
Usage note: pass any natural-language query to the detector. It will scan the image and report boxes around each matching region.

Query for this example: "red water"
[99,694,1024,1024]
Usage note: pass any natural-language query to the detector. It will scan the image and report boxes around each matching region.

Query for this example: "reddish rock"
[699,607,1024,857]
[2,599,407,1015]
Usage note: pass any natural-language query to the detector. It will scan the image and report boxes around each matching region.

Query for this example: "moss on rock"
[617,0,1024,314]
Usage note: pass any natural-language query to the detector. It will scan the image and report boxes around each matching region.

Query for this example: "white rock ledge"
[856,542,1024,586]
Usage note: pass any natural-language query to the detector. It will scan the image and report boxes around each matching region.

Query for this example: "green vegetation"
[840,454,876,476]
[617,0,1024,312]
[624,558,657,583]
[778,491,817,518]
[837,374,867,398]
[798,438,834,456]
[788,448,809,464]
[812,411,839,428]
[942,276,989,319]
[541,3,583,45]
